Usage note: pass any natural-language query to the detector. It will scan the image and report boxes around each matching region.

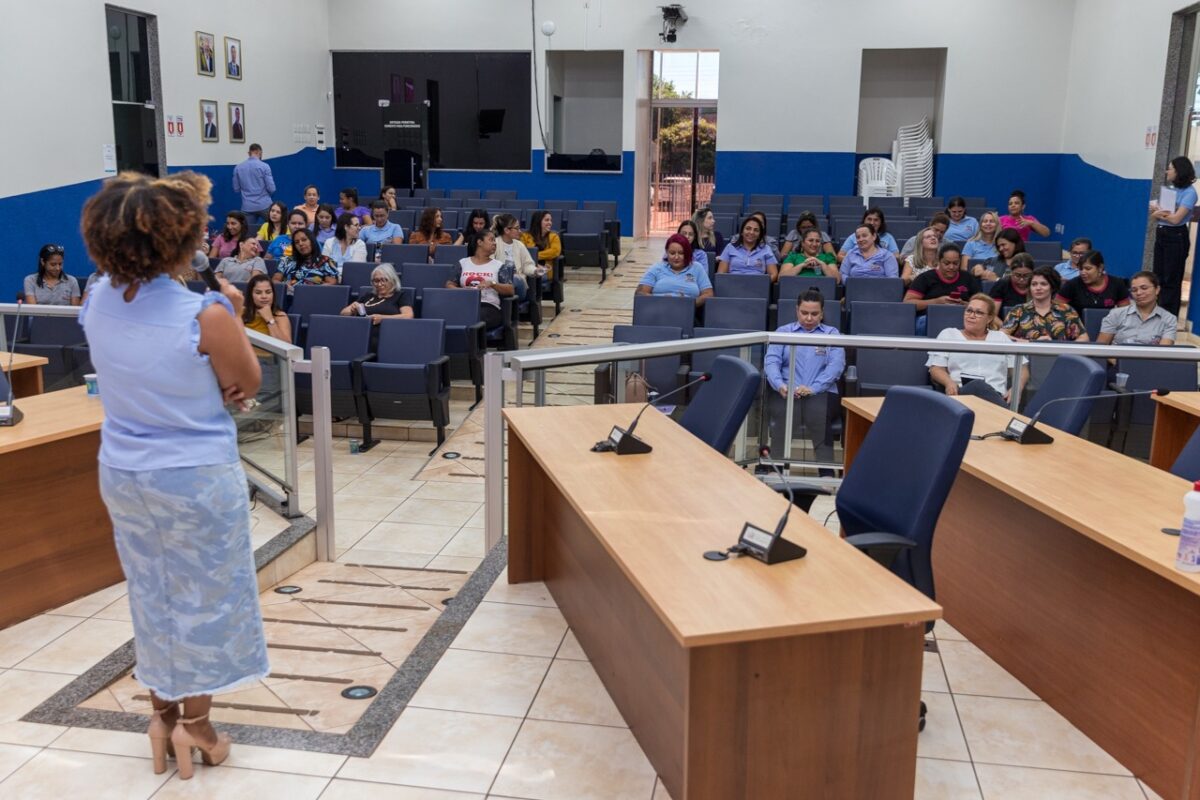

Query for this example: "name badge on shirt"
[814,347,827,356]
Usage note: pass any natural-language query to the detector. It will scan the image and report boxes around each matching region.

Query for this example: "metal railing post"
[309,346,336,562]
[484,352,506,553]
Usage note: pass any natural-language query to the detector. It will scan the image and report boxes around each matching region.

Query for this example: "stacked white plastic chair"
[857,157,899,199]
[893,117,934,198]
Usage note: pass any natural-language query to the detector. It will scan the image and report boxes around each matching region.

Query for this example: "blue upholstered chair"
[362,318,450,455]
[703,297,768,331]
[632,294,695,337]
[419,287,485,406]
[295,315,374,446]
[1023,354,1106,435]
[677,355,761,455]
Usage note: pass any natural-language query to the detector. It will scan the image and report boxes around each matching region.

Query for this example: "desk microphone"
[979,388,1169,445]
[1,299,25,427]
[704,446,807,565]
[592,371,711,455]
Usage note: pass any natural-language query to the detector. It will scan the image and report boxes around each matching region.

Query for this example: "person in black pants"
[1151,156,1198,316]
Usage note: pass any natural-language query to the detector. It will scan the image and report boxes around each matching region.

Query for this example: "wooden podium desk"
[1150,391,1200,472]
[504,404,940,800]
[0,386,119,629]
[844,395,1200,800]
[1,352,48,398]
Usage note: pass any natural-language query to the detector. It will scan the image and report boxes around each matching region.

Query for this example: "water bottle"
[1176,481,1200,573]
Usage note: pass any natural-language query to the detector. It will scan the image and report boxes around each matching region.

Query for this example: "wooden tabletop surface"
[843,394,1200,596]
[0,352,50,372]
[1153,391,1200,416]
[0,386,104,455]
[504,403,941,647]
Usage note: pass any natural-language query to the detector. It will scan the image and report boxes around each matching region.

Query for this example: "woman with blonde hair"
[962,210,1001,275]
[901,226,940,285]
[79,171,267,779]
[927,292,1028,406]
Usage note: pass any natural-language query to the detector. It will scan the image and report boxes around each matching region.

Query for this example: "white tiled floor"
[0,243,1165,797]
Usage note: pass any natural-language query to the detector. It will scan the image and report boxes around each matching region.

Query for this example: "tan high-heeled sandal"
[170,713,232,780]
[147,705,178,775]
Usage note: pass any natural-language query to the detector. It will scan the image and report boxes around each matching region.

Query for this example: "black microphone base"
[0,405,23,427]
[1000,416,1054,445]
[763,536,807,565]
[597,425,652,455]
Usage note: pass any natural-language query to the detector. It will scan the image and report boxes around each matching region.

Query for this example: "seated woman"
[266,209,311,259]
[763,289,845,472]
[837,207,899,263]
[1000,189,1051,241]
[340,263,414,336]
[241,273,291,343]
[463,208,491,240]
[839,224,899,281]
[973,228,1024,280]
[693,207,726,264]
[272,229,338,293]
[24,244,80,305]
[899,213,948,259]
[672,219,708,271]
[521,210,564,274]
[256,201,289,245]
[493,213,537,302]
[1097,270,1176,346]
[636,234,713,309]
[208,211,248,259]
[321,213,366,275]
[312,204,337,246]
[901,227,941,285]
[447,229,514,330]
[1001,266,1088,341]
[379,185,399,212]
[216,234,267,283]
[987,253,1035,308]
[781,211,835,259]
[293,185,320,226]
[747,210,782,261]
[1055,250,1131,315]
[409,207,454,253]
[944,196,979,243]
[717,216,779,281]
[338,187,372,225]
[962,211,1001,275]
[779,229,838,279]
[928,293,1029,406]
[904,242,979,334]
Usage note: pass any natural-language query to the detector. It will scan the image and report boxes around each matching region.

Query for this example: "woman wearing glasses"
[339,263,413,332]
[321,213,367,276]
[24,244,80,305]
[927,293,1029,406]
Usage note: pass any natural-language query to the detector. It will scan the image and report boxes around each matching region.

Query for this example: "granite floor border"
[22,520,508,759]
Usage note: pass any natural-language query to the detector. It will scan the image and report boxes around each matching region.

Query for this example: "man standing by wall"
[232,144,274,227]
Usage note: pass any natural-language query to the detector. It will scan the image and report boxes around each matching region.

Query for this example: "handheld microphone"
[703,445,808,564]
[194,251,222,292]
[985,388,1168,445]
[1,300,26,427]
[592,371,712,455]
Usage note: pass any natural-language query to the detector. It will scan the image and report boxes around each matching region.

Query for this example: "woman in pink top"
[999,189,1050,241]
[208,211,248,259]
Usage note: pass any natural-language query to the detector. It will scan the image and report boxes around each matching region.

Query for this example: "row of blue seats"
[707,194,987,216]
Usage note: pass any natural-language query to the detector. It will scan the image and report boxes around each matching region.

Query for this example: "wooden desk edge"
[1,353,49,371]
[0,387,104,455]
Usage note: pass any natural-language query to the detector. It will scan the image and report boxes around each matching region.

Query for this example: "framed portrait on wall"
[228,103,245,144]
[196,31,215,77]
[200,100,219,143]
[225,36,242,80]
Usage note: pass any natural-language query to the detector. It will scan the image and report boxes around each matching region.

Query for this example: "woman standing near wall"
[1150,156,1198,316]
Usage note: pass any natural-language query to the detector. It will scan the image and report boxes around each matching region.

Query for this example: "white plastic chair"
[858,157,899,198]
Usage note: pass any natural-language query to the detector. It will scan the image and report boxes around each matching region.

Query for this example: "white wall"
[551,51,623,154]
[856,49,944,154]
[1,0,331,199]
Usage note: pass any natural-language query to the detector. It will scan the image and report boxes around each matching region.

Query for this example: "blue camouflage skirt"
[99,461,269,701]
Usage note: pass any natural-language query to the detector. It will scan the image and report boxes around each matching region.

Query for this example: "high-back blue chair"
[850,302,926,394]
[362,318,451,454]
[562,210,609,281]
[839,386,975,609]
[388,210,416,230]
[381,243,432,265]
[1025,241,1063,264]
[924,304,966,338]
[290,285,351,344]
[400,263,458,310]
[775,299,842,329]
[594,324,685,403]
[296,314,373,439]
[16,315,87,389]
[419,287,485,405]
[450,189,481,200]
[776,275,839,328]
[542,199,579,212]
[1082,308,1108,342]
[844,277,904,306]
[712,213,738,239]
[713,273,771,301]
[433,244,468,265]
[690,327,761,380]
[1170,426,1200,481]
[632,294,695,336]
[1023,354,1106,435]
[703,297,768,330]
[582,200,620,264]
[341,261,375,293]
[1114,353,1200,457]
[484,189,518,201]
[677,355,761,455]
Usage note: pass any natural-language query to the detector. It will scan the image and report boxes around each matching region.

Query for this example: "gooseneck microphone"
[592,371,712,455]
[703,445,808,565]
[978,388,1169,445]
[1,300,25,427]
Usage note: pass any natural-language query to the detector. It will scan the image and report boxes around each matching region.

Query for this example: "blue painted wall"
[428,150,636,232]
[714,151,858,200]
[1054,154,1152,276]
[934,153,1063,217]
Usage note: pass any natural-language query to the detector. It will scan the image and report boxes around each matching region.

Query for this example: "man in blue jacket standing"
[232,144,275,228]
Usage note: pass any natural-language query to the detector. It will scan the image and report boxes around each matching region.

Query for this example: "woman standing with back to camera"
[79,171,268,780]
[1151,156,1198,316]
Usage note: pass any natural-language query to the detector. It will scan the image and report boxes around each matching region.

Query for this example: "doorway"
[648,51,718,235]
[105,6,164,176]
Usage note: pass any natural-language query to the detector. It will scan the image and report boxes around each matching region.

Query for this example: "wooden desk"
[0,386,120,629]
[1,352,48,398]
[843,395,1200,800]
[1150,391,1200,471]
[505,404,940,800]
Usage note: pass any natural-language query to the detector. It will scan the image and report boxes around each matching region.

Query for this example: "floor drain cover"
[570,308,583,312]
[548,333,561,338]
[442,597,455,605]
[442,451,461,459]
[341,685,378,700]
[274,586,303,595]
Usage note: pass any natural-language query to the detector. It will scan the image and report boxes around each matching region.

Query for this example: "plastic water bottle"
[1176,481,1200,573]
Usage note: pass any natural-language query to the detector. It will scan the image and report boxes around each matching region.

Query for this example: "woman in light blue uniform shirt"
[837,207,899,263]
[945,196,979,243]
[79,171,267,780]
[1151,156,1198,316]
[637,233,714,309]
[717,216,779,281]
